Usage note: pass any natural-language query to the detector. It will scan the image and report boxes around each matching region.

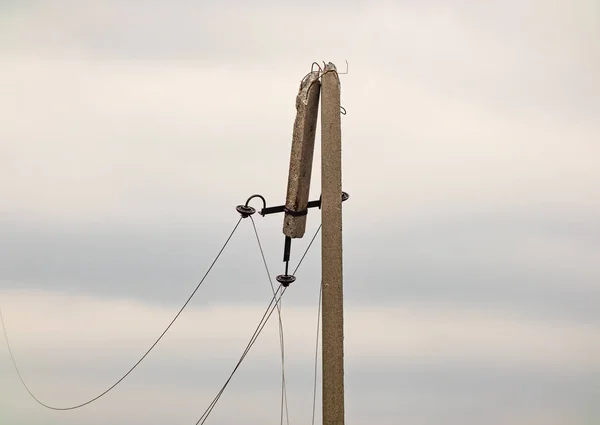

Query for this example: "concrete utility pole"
[320,62,345,425]
[238,61,346,425]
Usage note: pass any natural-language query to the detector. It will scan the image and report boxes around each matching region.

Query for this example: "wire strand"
[193,221,321,425]
[250,216,289,425]
[0,217,243,411]
[293,224,322,275]
[311,282,322,425]
[196,285,286,425]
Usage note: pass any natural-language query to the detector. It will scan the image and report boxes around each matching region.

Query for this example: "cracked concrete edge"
[283,70,321,239]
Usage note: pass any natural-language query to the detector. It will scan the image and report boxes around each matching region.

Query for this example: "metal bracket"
[256,191,349,217]
[235,191,349,287]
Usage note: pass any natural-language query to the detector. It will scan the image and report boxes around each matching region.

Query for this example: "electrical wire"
[194,222,322,425]
[293,224,321,275]
[0,217,243,411]
[195,284,286,425]
[249,216,289,425]
[311,282,322,425]
[298,224,323,425]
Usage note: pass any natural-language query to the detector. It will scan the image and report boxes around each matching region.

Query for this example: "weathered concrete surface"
[320,62,345,425]
[283,71,321,238]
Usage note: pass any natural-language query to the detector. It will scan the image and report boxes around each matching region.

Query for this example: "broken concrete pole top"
[322,62,340,84]
[283,70,321,239]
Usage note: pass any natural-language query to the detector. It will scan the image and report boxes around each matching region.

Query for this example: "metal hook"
[245,194,266,210]
[340,106,347,115]
[236,194,267,218]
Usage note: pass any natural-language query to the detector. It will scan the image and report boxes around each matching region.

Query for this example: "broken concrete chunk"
[283,71,321,239]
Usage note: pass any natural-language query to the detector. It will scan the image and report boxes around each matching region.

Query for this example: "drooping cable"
[0,217,243,411]
[249,216,289,425]
[194,222,321,425]
[195,284,286,425]
[311,282,322,425]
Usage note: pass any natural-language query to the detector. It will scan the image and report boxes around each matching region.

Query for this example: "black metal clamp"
[244,191,349,217]
[236,191,349,219]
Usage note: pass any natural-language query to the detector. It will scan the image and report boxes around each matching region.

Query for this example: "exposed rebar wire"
[0,217,244,411]
[250,216,290,425]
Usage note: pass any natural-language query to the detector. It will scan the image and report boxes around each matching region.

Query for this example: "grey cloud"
[1,287,597,425]
[2,209,598,324]
[1,1,599,424]
[2,350,597,425]
[345,211,600,322]
[2,0,597,123]
[0,218,321,305]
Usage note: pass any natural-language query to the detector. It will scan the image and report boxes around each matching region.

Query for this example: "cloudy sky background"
[1,0,599,424]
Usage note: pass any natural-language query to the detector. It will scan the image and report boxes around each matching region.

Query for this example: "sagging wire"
[0,217,244,411]
[194,223,322,425]
[250,216,290,425]
[195,284,287,425]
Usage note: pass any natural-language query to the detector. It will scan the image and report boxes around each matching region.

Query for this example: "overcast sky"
[1,1,599,424]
